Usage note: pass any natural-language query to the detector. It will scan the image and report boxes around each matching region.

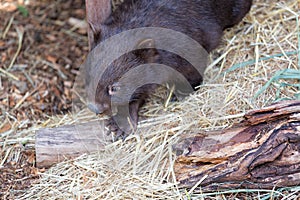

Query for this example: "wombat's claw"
[114,130,127,142]
[106,118,129,141]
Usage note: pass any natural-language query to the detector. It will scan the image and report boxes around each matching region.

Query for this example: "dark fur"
[85,0,252,139]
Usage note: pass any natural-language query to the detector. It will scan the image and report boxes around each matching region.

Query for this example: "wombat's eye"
[108,84,120,96]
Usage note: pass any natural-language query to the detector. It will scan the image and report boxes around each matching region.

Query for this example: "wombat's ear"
[135,38,159,62]
[85,0,112,50]
[136,38,156,49]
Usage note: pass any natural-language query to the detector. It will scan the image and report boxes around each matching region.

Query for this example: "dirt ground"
[0,0,88,198]
[1,0,300,199]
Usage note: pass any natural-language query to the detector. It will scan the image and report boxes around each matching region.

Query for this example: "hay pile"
[6,0,300,199]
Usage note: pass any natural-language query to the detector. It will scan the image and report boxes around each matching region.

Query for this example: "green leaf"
[222,51,299,75]
[254,69,300,100]
[17,5,29,17]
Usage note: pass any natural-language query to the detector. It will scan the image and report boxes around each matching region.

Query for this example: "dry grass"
[1,0,300,199]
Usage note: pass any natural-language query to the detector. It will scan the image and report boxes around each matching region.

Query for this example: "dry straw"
[1,0,299,199]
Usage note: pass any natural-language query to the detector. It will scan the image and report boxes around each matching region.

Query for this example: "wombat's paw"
[106,118,131,141]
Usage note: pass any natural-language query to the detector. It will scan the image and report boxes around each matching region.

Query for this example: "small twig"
[206,48,230,73]
[7,26,24,70]
[13,92,30,110]
[71,88,87,105]
[208,112,245,121]
[164,85,175,108]
[41,60,67,79]
[12,81,45,111]
[62,29,88,41]
[2,15,14,39]
[297,16,300,69]
[188,175,208,195]
[21,68,35,88]
[0,147,12,167]
[254,26,261,72]
[0,68,19,81]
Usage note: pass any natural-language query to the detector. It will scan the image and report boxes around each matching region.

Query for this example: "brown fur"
[85,0,252,139]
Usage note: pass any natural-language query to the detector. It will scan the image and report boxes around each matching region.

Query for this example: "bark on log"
[174,100,300,191]
[35,99,300,191]
[35,121,111,168]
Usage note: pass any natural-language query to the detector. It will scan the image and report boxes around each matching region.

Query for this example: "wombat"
[85,0,252,139]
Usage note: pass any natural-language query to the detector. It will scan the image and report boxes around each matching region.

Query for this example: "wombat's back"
[101,0,252,51]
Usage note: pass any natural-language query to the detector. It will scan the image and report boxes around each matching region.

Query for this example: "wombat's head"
[85,48,154,115]
[84,4,159,115]
[84,0,159,115]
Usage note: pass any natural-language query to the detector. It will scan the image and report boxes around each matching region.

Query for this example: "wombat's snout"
[87,102,110,115]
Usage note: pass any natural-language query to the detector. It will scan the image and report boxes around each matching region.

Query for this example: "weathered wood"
[36,100,300,190]
[174,100,300,190]
[35,121,111,168]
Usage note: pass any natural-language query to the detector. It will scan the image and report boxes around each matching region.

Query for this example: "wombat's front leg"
[106,99,144,141]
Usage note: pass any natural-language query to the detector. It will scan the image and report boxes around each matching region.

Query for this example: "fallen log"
[35,100,300,190]
[35,120,111,168]
[174,100,300,190]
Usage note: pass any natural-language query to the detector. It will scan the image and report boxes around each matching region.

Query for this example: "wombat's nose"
[87,103,110,115]
[87,103,102,114]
